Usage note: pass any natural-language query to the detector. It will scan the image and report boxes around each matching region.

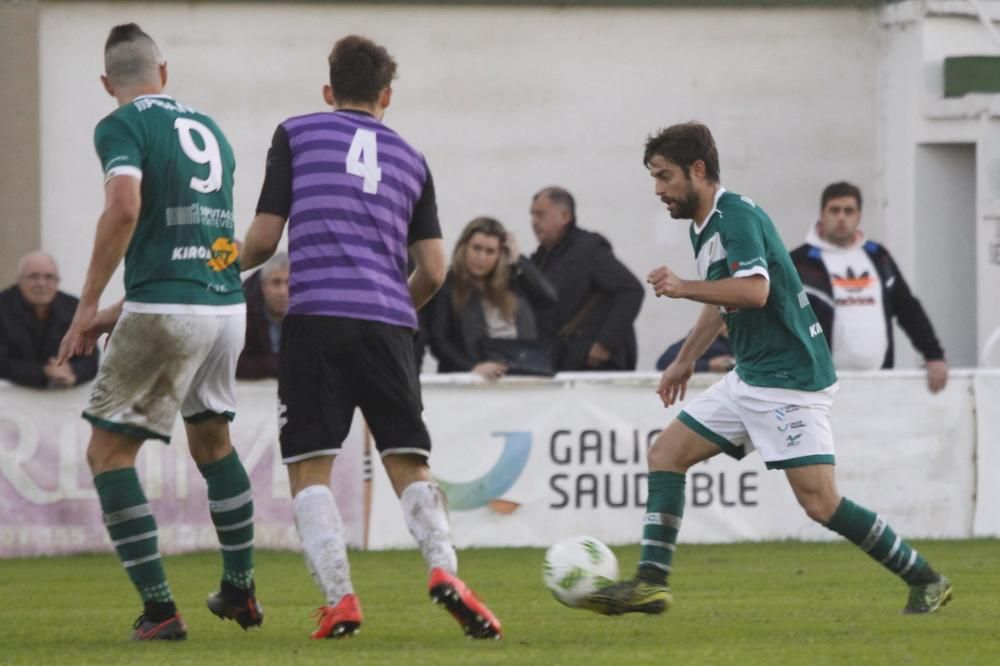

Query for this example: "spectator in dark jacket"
[236,252,288,379]
[428,216,557,380]
[527,187,644,370]
[0,251,98,388]
[790,182,947,393]
[656,325,734,372]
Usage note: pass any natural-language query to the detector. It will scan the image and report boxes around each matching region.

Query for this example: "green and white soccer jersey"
[94,94,243,310]
[690,189,836,391]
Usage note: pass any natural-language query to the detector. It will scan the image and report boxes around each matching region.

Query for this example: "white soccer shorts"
[678,371,838,470]
[83,310,245,442]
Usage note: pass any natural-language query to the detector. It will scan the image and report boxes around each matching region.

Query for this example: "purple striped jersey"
[282,111,430,328]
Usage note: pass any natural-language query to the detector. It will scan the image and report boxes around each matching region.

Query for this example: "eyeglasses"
[20,272,59,283]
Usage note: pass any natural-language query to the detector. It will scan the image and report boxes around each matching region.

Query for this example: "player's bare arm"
[57,176,140,364]
[657,304,723,407]
[241,212,287,272]
[648,266,768,309]
[408,238,447,310]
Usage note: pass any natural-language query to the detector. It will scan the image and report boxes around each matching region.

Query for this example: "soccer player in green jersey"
[585,122,952,617]
[57,24,261,640]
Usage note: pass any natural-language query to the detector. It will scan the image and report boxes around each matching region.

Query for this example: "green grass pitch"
[1,540,998,665]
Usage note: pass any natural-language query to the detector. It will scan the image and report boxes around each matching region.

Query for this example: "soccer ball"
[542,536,619,608]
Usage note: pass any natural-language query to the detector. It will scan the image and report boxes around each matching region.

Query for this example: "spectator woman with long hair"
[427,216,556,380]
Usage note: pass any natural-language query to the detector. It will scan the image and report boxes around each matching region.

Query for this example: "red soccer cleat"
[428,568,502,639]
[310,593,362,639]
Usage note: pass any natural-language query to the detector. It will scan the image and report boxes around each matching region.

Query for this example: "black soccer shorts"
[277,314,431,463]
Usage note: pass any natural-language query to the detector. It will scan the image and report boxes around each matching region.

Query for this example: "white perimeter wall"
[3,370,999,557]
[37,2,882,369]
[881,2,1000,368]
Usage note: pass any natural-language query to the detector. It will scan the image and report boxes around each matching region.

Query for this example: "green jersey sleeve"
[94,114,144,183]
[720,201,770,280]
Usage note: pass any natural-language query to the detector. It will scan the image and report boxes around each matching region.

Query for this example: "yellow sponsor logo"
[207,237,239,272]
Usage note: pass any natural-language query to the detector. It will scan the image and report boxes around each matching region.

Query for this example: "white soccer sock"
[293,484,353,605]
[400,481,458,574]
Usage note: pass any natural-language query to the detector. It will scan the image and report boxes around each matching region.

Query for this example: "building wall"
[0,2,41,286]
[880,1,1000,368]
[35,1,881,369]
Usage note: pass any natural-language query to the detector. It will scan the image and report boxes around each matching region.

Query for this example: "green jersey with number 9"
[93,94,244,310]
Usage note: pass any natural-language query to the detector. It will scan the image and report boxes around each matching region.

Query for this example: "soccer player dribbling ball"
[58,24,262,641]
[583,121,952,617]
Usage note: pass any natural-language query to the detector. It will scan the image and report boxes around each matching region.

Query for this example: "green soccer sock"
[825,497,936,584]
[199,449,255,589]
[94,467,173,604]
[637,471,686,585]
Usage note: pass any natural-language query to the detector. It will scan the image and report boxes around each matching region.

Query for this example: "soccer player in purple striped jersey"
[240,35,502,641]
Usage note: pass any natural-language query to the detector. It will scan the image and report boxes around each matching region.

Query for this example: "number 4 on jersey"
[346,128,382,194]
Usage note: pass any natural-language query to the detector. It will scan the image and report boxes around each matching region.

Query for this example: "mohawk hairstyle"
[103,23,163,87]
[105,23,151,53]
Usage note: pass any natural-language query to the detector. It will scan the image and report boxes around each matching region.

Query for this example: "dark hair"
[643,122,720,182]
[820,182,863,211]
[328,35,397,105]
[105,23,150,52]
[532,187,576,224]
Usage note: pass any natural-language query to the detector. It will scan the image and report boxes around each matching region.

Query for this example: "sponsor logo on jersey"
[170,237,239,272]
[730,257,765,272]
[166,204,234,228]
[172,245,213,261]
[207,238,239,272]
[104,155,131,170]
[809,322,823,338]
[134,97,197,114]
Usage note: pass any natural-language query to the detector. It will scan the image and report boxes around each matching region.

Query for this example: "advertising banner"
[0,381,365,557]
[368,372,977,549]
[973,371,1000,537]
[0,370,988,557]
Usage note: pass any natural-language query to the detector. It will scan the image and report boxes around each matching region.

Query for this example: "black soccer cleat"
[206,580,263,629]
[131,613,188,641]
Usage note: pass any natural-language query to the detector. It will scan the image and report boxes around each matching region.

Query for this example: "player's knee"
[646,437,688,473]
[188,437,232,467]
[86,434,138,475]
[85,443,105,474]
[288,457,337,497]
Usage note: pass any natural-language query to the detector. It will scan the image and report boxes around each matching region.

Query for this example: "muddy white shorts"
[678,371,838,470]
[83,309,245,442]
